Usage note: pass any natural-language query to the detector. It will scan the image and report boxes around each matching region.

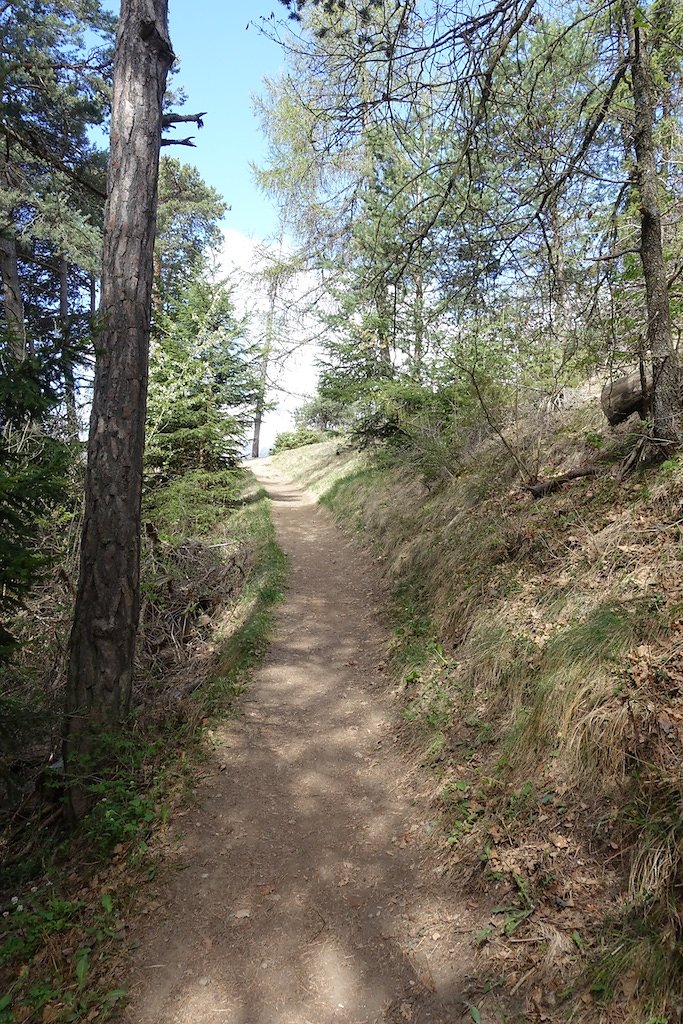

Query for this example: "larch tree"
[268,0,683,447]
[64,0,203,819]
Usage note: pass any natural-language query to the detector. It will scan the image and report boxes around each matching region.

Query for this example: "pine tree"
[146,268,255,479]
[64,0,175,821]
[155,157,227,310]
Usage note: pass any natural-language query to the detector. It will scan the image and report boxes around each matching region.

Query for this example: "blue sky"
[166,2,287,241]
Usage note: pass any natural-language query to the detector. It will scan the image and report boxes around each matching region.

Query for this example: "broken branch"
[526,466,600,499]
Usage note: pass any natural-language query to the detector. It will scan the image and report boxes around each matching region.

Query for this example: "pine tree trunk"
[0,149,26,359]
[624,0,682,446]
[64,0,174,820]
[59,256,78,440]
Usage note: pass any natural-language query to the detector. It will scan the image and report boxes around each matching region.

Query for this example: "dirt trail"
[122,462,477,1024]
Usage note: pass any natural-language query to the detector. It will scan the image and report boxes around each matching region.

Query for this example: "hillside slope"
[271,416,683,1024]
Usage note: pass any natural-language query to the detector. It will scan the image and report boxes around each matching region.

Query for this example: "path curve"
[122,462,473,1024]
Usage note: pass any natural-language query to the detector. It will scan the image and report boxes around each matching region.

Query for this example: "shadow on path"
[122,461,476,1024]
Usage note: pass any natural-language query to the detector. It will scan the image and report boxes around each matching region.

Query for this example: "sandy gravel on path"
[122,460,479,1024]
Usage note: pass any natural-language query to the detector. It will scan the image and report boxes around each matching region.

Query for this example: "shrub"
[271,425,329,454]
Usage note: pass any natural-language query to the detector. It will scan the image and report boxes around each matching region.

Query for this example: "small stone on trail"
[198,977,210,987]
[234,909,251,919]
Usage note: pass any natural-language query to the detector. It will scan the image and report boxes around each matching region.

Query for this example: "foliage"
[76,734,162,859]
[146,269,256,481]
[294,394,351,433]
[144,468,245,538]
[271,424,329,453]
[259,0,683,472]
[155,158,227,307]
[0,342,71,659]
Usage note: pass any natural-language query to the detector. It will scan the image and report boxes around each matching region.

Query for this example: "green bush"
[74,732,163,860]
[143,467,246,538]
[0,343,72,661]
[271,425,329,454]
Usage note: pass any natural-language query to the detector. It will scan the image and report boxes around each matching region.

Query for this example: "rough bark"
[64,0,174,820]
[624,0,682,445]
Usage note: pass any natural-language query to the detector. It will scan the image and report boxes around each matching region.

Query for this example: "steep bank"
[271,421,683,1023]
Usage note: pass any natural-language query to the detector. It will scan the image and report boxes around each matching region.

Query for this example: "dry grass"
[273,414,683,1021]
[261,440,365,497]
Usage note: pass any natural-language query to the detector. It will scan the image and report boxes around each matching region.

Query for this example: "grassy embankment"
[272,415,683,1024]
[0,467,285,1023]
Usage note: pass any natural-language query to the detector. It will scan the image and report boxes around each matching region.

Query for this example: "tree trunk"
[63,0,174,820]
[413,268,424,373]
[624,0,682,446]
[251,397,264,459]
[252,275,277,459]
[0,148,26,359]
[375,283,392,375]
[59,256,78,440]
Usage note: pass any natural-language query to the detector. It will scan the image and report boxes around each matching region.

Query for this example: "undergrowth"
[0,472,285,1023]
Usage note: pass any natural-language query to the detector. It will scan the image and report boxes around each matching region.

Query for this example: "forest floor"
[121,461,484,1024]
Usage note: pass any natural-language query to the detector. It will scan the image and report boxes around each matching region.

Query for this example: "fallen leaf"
[621,972,639,999]
[549,833,570,849]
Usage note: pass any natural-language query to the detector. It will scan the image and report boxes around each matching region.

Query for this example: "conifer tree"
[64,0,176,820]
[147,268,255,479]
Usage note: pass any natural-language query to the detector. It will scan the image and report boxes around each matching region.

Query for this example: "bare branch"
[162,111,206,128]
[160,136,197,148]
